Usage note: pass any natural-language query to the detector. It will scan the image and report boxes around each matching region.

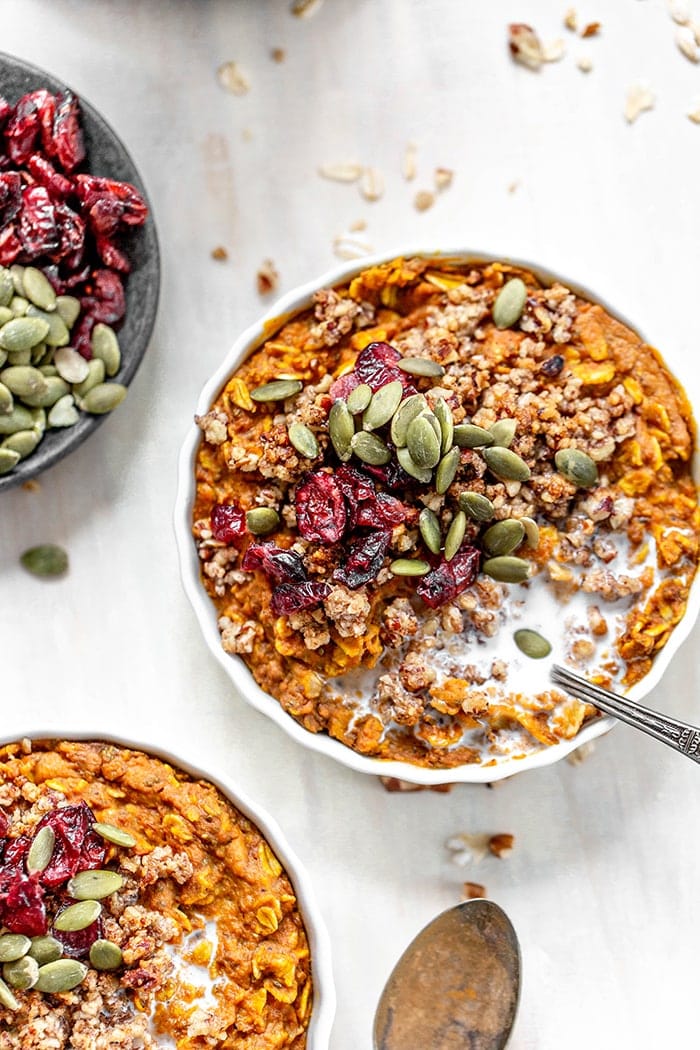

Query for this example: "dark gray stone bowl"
[0,52,160,492]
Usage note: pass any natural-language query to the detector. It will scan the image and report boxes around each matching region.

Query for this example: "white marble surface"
[1,1,699,1047]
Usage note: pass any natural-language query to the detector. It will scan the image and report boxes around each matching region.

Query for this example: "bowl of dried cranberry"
[0,52,159,492]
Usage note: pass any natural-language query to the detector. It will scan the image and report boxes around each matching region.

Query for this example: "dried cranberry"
[5,91,51,165]
[49,91,85,173]
[416,546,481,608]
[27,153,73,200]
[540,354,565,378]
[295,472,347,544]
[333,529,392,589]
[36,802,100,887]
[364,458,413,492]
[53,910,102,959]
[0,834,30,894]
[2,876,47,937]
[356,492,409,529]
[355,342,415,394]
[75,175,148,227]
[90,268,126,323]
[78,823,107,872]
[71,310,96,359]
[210,502,246,545]
[0,172,23,224]
[0,224,21,265]
[328,371,361,400]
[19,185,59,256]
[270,581,332,615]
[51,202,86,268]
[0,96,12,129]
[242,543,307,584]
[95,235,131,273]
[335,465,409,529]
[335,464,377,505]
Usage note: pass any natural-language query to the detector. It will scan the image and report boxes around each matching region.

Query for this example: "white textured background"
[1,2,699,1047]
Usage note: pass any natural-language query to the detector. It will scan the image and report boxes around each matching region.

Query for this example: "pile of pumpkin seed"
[0,264,127,476]
[0,820,135,1008]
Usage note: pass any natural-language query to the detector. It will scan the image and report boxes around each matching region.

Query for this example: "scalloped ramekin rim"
[174,246,700,786]
[0,728,336,1049]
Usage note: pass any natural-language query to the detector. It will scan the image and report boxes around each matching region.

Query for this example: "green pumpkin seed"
[390,393,426,447]
[1,428,40,460]
[3,956,39,991]
[444,510,467,561]
[0,268,13,308]
[48,394,79,427]
[0,365,48,399]
[72,358,105,398]
[56,295,81,328]
[27,826,56,875]
[91,323,121,376]
[7,349,32,366]
[22,376,70,409]
[421,409,442,444]
[435,447,460,494]
[0,403,34,435]
[483,446,530,483]
[0,976,19,1011]
[35,959,88,994]
[288,421,319,459]
[396,356,444,378]
[92,822,136,849]
[20,543,69,577]
[0,448,20,474]
[39,364,57,377]
[25,306,70,347]
[351,430,391,465]
[453,423,494,449]
[419,507,442,554]
[29,406,46,435]
[483,518,526,556]
[406,414,441,469]
[9,296,29,318]
[0,316,50,353]
[362,380,403,431]
[0,935,31,963]
[514,628,552,659]
[492,277,527,329]
[521,516,540,549]
[0,307,12,326]
[397,445,432,484]
[482,556,531,583]
[328,399,354,461]
[433,397,453,454]
[81,383,127,415]
[489,418,517,448]
[0,348,7,366]
[346,382,372,414]
[30,339,48,364]
[10,265,26,297]
[54,346,89,385]
[54,899,102,932]
[459,491,495,522]
[28,936,63,965]
[0,382,12,414]
[67,869,124,901]
[250,378,303,402]
[246,507,280,535]
[89,939,123,972]
[23,268,57,312]
[390,558,431,576]
[554,447,598,488]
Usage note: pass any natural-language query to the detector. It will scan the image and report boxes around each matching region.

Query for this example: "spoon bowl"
[373,899,521,1050]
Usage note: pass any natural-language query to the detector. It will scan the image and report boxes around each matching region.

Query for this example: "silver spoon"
[551,664,700,763]
[373,899,521,1050]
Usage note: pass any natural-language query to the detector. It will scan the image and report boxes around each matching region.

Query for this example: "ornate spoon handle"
[551,665,700,764]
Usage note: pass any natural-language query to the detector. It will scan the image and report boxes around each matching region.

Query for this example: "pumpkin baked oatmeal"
[0,738,311,1048]
[192,256,700,769]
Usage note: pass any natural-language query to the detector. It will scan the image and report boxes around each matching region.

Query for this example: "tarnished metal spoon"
[373,899,521,1050]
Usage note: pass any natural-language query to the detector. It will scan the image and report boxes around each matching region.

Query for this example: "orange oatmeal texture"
[192,257,700,769]
[0,740,311,1049]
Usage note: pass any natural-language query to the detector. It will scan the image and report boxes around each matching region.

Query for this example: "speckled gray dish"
[0,52,160,492]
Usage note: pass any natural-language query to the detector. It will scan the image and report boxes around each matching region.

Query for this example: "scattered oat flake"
[463,881,487,900]
[687,98,700,122]
[349,218,367,232]
[507,180,520,194]
[332,234,374,261]
[676,26,700,61]
[257,259,279,296]
[211,246,228,261]
[488,833,515,859]
[360,167,384,202]
[414,189,435,212]
[692,21,700,45]
[217,61,250,95]
[543,37,566,62]
[446,833,492,866]
[271,47,286,63]
[21,479,40,493]
[577,55,593,72]
[567,740,597,765]
[581,21,601,37]
[434,167,454,192]
[564,7,578,31]
[668,0,690,25]
[508,23,545,70]
[291,0,325,16]
[242,128,254,142]
[318,162,363,183]
[624,83,655,123]
[402,141,417,181]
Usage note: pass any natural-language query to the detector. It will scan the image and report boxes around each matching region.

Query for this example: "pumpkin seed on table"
[346,382,372,415]
[20,543,69,578]
[80,383,127,415]
[48,394,80,428]
[91,323,121,376]
[482,446,531,482]
[397,445,432,483]
[489,417,517,448]
[0,976,19,1011]
[0,365,48,400]
[459,491,495,522]
[351,430,391,465]
[521,516,540,548]
[492,277,527,329]
[92,822,136,848]
[397,356,445,378]
[28,936,63,965]
[0,935,31,963]
[3,956,39,991]
[0,448,20,474]
[514,628,552,659]
[483,518,526,556]
[482,555,531,583]
[246,507,280,535]
[250,378,303,402]
[54,899,102,932]
[329,399,354,461]
[27,826,56,874]
[390,393,426,447]
[406,414,441,469]
[362,380,403,431]
[287,421,318,458]
[390,558,431,576]
[555,447,598,488]
[444,510,467,561]
[23,267,57,312]
[89,939,123,971]
[35,959,88,994]
[453,423,494,449]
[435,446,460,495]
[54,346,90,385]
[419,507,442,554]
[67,868,124,901]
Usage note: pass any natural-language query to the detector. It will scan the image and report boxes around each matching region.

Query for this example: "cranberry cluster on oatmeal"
[0,739,311,1048]
[192,256,699,769]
